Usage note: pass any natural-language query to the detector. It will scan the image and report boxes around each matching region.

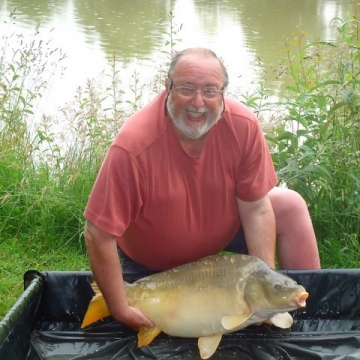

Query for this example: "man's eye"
[203,89,216,95]
[182,87,195,94]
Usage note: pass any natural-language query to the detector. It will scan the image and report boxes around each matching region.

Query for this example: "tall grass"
[0,5,360,319]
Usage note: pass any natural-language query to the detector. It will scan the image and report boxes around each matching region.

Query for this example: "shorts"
[119,227,248,282]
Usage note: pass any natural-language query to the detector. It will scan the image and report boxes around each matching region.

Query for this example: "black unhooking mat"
[1,269,360,359]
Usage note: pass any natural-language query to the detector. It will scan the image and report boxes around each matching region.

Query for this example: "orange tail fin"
[81,281,110,328]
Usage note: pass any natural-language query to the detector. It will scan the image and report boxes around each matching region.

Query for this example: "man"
[83,48,320,331]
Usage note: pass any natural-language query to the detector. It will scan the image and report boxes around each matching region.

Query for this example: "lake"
[0,0,353,119]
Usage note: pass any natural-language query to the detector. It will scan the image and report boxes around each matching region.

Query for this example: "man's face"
[166,54,224,140]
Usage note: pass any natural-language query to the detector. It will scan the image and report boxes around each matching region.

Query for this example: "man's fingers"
[120,306,153,331]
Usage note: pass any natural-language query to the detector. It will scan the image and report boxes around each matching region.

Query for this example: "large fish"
[81,254,308,359]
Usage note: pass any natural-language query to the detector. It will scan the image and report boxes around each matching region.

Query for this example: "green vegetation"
[1,6,360,320]
[266,11,360,268]
[236,2,360,269]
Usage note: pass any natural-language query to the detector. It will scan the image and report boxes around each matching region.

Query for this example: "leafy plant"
[263,3,360,257]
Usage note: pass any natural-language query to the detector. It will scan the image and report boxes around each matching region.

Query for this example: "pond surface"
[0,0,353,118]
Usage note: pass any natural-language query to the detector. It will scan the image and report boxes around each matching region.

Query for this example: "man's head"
[166,48,229,140]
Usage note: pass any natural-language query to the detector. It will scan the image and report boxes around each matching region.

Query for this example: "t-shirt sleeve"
[83,145,144,237]
[235,118,278,202]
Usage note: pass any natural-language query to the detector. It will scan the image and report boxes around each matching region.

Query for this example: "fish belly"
[129,286,243,338]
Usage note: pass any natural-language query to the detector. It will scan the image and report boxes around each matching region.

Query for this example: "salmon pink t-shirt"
[84,91,278,270]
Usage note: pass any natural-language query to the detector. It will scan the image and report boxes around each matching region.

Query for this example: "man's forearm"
[237,195,276,268]
[84,221,129,319]
[84,220,153,330]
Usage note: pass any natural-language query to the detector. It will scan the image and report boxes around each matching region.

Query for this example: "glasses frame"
[164,80,225,116]
[169,80,224,100]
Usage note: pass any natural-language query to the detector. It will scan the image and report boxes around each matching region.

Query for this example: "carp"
[81,254,308,359]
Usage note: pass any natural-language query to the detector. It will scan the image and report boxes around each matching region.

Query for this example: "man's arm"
[84,220,153,330]
[237,194,276,268]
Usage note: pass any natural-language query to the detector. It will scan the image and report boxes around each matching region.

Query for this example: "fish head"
[243,268,308,315]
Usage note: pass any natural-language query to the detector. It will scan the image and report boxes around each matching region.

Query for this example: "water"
[0,0,353,119]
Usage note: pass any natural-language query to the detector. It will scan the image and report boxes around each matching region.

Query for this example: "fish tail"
[81,281,111,328]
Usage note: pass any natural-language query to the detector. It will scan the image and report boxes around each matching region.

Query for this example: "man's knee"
[269,187,308,218]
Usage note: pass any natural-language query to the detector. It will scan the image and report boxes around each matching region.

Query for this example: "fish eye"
[274,282,282,291]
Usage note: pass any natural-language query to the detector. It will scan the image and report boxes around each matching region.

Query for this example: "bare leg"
[268,187,321,269]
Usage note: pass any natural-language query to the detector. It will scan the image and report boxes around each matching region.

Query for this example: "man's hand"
[112,304,154,331]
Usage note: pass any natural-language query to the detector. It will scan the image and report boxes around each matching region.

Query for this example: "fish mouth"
[294,291,309,308]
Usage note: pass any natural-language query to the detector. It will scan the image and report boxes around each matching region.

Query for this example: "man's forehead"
[177,52,215,64]
[173,53,222,74]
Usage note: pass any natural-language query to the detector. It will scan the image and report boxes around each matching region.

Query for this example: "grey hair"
[167,48,229,89]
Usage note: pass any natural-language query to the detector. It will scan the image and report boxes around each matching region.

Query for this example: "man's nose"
[192,91,205,107]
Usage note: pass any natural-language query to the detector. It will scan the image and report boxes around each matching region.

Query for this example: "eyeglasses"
[169,80,224,100]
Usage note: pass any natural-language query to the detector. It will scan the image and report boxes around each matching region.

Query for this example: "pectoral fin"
[137,326,162,347]
[198,333,222,359]
[269,312,293,328]
[221,312,253,330]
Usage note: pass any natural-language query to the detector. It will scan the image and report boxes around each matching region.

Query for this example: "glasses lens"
[177,87,195,97]
[202,89,218,99]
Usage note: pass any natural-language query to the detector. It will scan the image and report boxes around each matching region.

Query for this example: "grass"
[1,5,360,321]
[0,237,89,318]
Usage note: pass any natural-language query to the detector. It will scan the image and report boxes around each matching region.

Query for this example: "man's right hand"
[112,304,154,331]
